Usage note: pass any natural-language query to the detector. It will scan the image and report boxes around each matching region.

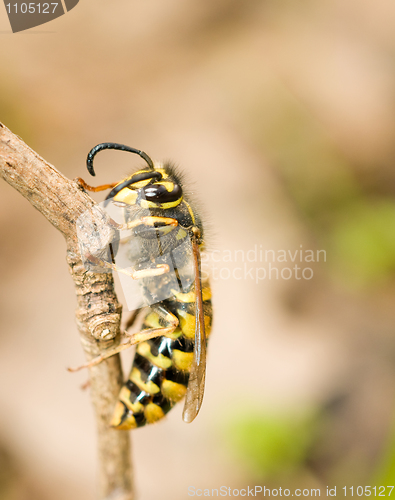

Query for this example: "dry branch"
[0,122,133,500]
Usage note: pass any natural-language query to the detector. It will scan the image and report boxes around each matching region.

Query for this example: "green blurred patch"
[372,417,395,494]
[330,199,395,287]
[222,407,318,479]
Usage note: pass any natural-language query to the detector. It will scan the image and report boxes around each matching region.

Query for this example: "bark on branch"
[0,122,133,500]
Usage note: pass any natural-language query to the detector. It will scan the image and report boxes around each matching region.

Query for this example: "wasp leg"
[68,326,177,372]
[76,177,118,192]
[112,216,178,232]
[86,252,170,279]
[68,305,179,372]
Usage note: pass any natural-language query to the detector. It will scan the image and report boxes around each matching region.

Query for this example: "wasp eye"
[142,183,182,203]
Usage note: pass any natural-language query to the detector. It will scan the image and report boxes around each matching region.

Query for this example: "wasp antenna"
[86,143,155,177]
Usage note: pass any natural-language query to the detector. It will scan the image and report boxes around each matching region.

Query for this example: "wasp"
[72,143,212,429]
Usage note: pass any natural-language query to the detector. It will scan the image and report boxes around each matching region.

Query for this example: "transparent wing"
[76,198,195,312]
[182,236,207,423]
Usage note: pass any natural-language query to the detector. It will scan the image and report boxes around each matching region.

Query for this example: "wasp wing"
[182,237,207,423]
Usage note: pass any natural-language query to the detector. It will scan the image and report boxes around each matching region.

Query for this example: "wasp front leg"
[68,302,179,372]
[113,216,178,233]
[76,177,118,193]
[82,215,179,274]
[85,252,170,280]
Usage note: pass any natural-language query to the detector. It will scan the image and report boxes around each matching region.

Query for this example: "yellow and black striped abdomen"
[110,284,212,430]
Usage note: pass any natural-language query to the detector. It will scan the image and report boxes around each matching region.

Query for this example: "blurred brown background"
[2,0,395,498]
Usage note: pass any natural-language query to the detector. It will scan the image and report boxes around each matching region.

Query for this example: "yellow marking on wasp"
[130,180,151,189]
[165,312,177,324]
[172,349,194,371]
[119,387,144,413]
[164,327,183,339]
[137,342,172,369]
[177,310,211,339]
[117,216,177,235]
[143,310,178,330]
[116,416,138,430]
[143,313,181,339]
[110,401,138,429]
[172,287,212,303]
[156,225,176,236]
[131,178,174,191]
[113,189,138,205]
[177,310,195,339]
[154,167,169,179]
[144,312,161,329]
[144,402,165,423]
[176,228,187,240]
[125,179,152,191]
[183,200,196,225]
[130,367,160,394]
[121,169,166,189]
[140,197,183,209]
[162,379,187,402]
[141,216,178,227]
[159,181,175,192]
[204,315,212,338]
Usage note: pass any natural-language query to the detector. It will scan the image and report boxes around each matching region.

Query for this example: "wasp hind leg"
[68,303,179,372]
